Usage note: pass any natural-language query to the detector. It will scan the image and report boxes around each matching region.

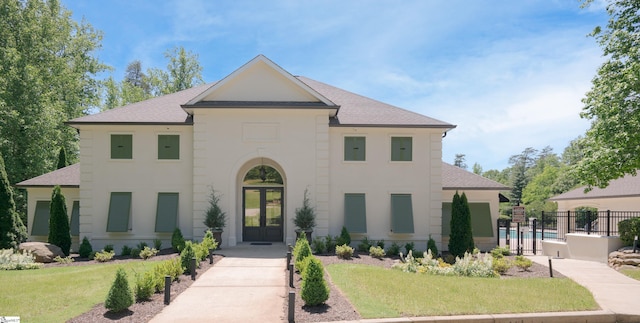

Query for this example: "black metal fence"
[497,210,640,255]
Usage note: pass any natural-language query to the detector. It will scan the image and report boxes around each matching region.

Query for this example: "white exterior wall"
[555,196,640,212]
[77,125,194,251]
[191,108,330,246]
[25,186,80,249]
[327,127,444,251]
[442,189,501,251]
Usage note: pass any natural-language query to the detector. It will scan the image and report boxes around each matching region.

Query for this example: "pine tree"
[301,256,329,306]
[105,267,134,312]
[448,191,474,257]
[48,185,71,255]
[57,147,68,169]
[0,152,27,249]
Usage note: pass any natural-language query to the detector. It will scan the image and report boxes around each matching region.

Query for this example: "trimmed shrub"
[79,237,93,258]
[180,241,196,274]
[48,185,71,256]
[139,247,158,260]
[336,226,351,246]
[105,267,134,312]
[161,257,184,281]
[300,256,329,306]
[514,255,533,271]
[387,242,401,256]
[0,249,42,270]
[324,235,337,253]
[490,246,511,258]
[53,255,74,264]
[448,191,475,258]
[193,242,208,262]
[134,271,155,302]
[619,217,640,246]
[172,228,185,252]
[294,237,312,273]
[369,246,386,259]
[493,257,512,275]
[121,245,132,256]
[357,237,372,252]
[427,235,439,257]
[335,244,354,259]
[201,230,218,252]
[311,237,327,254]
[104,244,114,253]
[94,250,115,262]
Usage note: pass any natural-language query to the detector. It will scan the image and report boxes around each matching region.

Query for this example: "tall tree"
[472,162,483,175]
[57,147,68,169]
[0,151,27,249]
[148,46,204,96]
[575,0,640,189]
[508,147,537,203]
[48,185,71,256]
[0,0,106,184]
[448,191,474,257]
[453,154,467,169]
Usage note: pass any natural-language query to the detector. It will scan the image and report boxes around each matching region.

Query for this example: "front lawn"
[621,268,640,280]
[326,264,598,318]
[0,261,161,323]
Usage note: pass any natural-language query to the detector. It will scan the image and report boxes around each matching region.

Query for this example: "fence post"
[607,210,611,236]
[541,211,545,241]
[506,220,511,248]
[532,218,537,255]
[516,222,521,256]
[496,219,500,247]
[586,210,592,234]
[567,210,571,237]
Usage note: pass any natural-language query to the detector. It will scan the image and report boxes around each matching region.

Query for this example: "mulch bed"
[49,250,563,323]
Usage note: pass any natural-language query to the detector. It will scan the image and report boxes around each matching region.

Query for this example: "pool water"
[498,228,557,240]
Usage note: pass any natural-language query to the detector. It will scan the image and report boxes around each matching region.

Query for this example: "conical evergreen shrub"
[48,185,71,255]
[448,191,474,257]
[180,241,196,274]
[105,267,134,312]
[79,236,93,258]
[171,227,185,252]
[301,256,329,306]
[293,237,312,273]
[0,152,27,249]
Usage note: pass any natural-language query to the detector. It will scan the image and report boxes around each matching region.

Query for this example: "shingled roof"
[550,173,640,201]
[442,162,509,190]
[18,162,506,191]
[16,164,80,188]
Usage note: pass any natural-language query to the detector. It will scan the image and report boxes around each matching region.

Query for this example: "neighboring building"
[550,174,640,211]
[17,55,506,252]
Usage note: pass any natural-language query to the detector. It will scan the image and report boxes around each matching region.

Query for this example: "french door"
[243,187,283,242]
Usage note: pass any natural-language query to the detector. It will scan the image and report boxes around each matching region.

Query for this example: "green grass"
[327,264,598,318]
[621,268,640,280]
[0,261,162,323]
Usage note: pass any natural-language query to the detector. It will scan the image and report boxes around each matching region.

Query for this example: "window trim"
[390,136,413,162]
[343,136,367,162]
[157,134,180,160]
[110,133,133,160]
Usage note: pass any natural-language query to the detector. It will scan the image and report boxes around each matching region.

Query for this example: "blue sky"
[62,0,608,171]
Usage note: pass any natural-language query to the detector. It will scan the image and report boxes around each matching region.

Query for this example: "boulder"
[18,242,65,263]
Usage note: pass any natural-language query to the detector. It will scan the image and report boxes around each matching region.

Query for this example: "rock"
[623,258,640,266]
[18,242,65,263]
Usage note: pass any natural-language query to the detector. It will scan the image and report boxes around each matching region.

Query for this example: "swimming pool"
[498,228,557,240]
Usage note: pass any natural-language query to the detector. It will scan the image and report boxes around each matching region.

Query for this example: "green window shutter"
[442,202,452,236]
[344,193,367,233]
[344,137,365,161]
[155,193,179,232]
[70,201,80,236]
[391,194,414,233]
[107,192,131,232]
[111,134,132,159]
[158,135,180,160]
[31,201,51,236]
[469,203,494,237]
[391,137,412,161]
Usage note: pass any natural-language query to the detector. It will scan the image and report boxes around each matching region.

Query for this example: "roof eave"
[331,123,456,129]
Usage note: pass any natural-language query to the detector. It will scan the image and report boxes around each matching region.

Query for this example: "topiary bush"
[105,267,134,312]
[48,185,71,256]
[300,256,329,306]
[336,226,351,246]
[180,241,196,274]
[172,228,185,252]
[335,244,354,259]
[619,217,640,246]
[79,237,93,258]
[369,246,386,259]
[293,237,312,273]
[201,229,218,252]
[427,235,439,257]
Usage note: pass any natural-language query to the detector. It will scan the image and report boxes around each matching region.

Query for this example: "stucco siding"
[26,187,80,249]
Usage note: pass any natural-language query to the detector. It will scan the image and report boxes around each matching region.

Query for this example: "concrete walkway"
[149,243,287,323]
[529,256,640,320]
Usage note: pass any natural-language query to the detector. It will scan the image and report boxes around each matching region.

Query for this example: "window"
[155,193,179,232]
[107,192,131,232]
[391,137,412,161]
[391,194,414,233]
[344,193,366,233]
[111,134,132,159]
[344,136,366,161]
[158,135,180,160]
[31,201,51,236]
[442,202,493,237]
[70,201,80,236]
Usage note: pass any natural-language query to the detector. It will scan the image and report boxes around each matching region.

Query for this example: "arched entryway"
[242,164,284,242]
